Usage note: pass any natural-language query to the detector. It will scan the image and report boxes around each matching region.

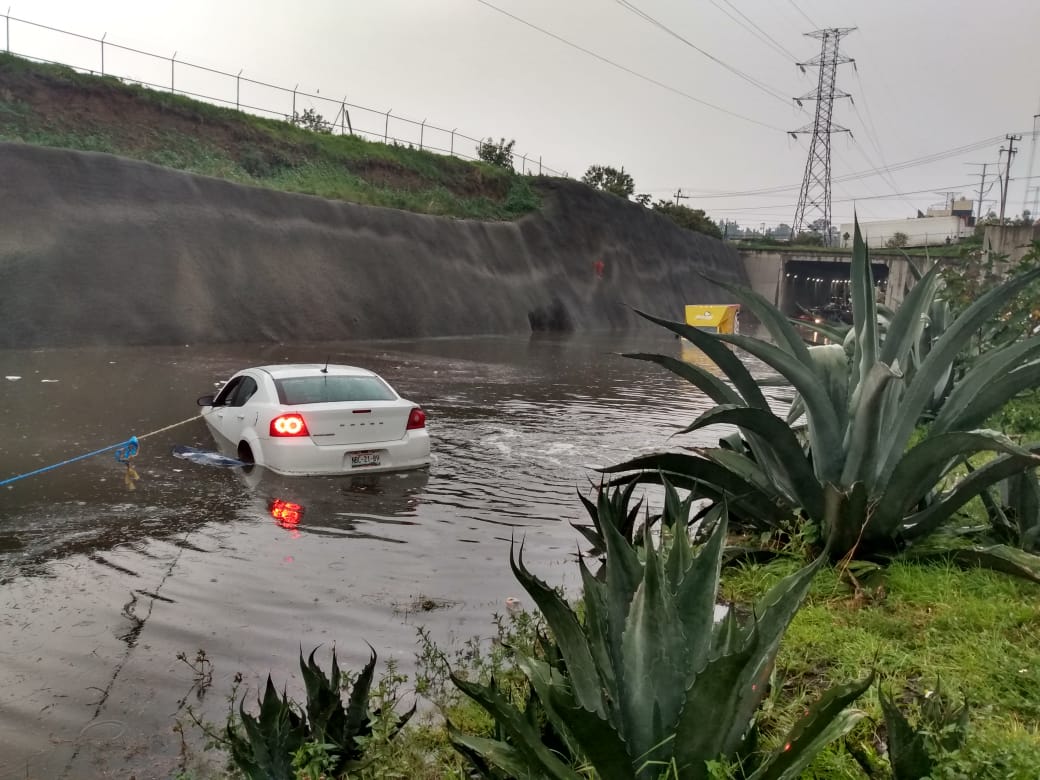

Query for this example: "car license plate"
[351,452,380,468]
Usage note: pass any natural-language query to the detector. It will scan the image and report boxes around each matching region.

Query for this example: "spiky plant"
[606,221,1040,576]
[449,496,873,779]
[226,647,414,780]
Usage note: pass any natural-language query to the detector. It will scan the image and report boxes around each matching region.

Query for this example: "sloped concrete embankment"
[0,143,748,347]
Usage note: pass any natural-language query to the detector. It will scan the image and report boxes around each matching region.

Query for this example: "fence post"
[171,51,176,93]
[521,154,527,175]
[5,7,10,53]
[292,83,298,120]
[100,32,106,75]
[450,128,456,156]
[384,108,392,143]
[419,119,426,151]
[539,156,542,175]
[236,69,242,110]
[343,97,353,135]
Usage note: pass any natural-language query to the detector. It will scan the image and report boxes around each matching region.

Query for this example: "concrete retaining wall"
[0,143,749,347]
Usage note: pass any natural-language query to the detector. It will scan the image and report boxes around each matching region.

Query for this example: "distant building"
[839,214,971,248]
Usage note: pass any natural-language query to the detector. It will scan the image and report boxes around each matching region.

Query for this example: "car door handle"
[236,414,246,420]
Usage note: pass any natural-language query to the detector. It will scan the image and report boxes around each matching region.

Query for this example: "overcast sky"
[9,0,1040,229]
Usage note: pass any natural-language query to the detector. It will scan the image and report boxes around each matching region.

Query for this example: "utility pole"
[1025,110,1040,217]
[966,162,994,224]
[790,27,856,245]
[998,133,1021,224]
[673,188,689,207]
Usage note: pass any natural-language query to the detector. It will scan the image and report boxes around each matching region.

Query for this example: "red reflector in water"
[269,498,304,528]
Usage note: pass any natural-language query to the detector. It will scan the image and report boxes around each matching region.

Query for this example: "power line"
[787,0,817,28]
[612,0,795,109]
[474,0,786,131]
[650,133,1013,198]
[708,0,800,62]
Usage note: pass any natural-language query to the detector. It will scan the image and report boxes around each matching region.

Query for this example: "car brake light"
[406,407,426,430]
[270,413,309,437]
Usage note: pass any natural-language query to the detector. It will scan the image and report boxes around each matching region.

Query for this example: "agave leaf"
[673,557,822,769]
[878,261,942,371]
[624,352,744,407]
[343,648,377,753]
[680,405,822,519]
[577,555,620,715]
[706,275,815,366]
[510,543,606,717]
[300,647,347,754]
[903,544,1040,585]
[600,452,784,507]
[448,726,557,780]
[702,448,793,506]
[235,677,304,780]
[633,309,770,410]
[511,652,585,764]
[605,470,788,531]
[849,219,879,393]
[839,362,902,490]
[544,675,635,780]
[879,264,1040,482]
[874,432,1039,534]
[673,506,728,676]
[715,332,844,483]
[619,526,688,771]
[933,359,1040,434]
[807,344,850,434]
[451,675,586,780]
[788,317,848,344]
[879,687,933,780]
[901,444,1040,541]
[749,671,873,780]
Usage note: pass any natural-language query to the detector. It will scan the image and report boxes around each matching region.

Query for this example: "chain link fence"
[1,12,564,176]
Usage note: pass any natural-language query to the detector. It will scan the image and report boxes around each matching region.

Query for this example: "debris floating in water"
[171,445,248,468]
[5,376,20,381]
[40,379,59,383]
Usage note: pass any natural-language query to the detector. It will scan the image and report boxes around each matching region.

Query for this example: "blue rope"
[0,436,139,488]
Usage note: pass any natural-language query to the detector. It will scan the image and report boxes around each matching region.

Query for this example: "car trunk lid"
[301,403,409,446]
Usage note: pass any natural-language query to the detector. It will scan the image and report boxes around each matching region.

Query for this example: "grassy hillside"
[0,52,540,219]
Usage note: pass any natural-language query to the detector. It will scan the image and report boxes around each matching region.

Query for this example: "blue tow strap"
[0,435,139,488]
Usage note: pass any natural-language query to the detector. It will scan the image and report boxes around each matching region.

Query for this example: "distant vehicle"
[196,364,430,476]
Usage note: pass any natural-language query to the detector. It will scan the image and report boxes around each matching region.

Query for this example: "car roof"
[254,364,380,380]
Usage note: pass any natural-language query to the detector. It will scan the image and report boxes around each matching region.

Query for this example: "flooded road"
[0,334,757,778]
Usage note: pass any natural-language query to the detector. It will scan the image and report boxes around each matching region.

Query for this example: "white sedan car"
[197,364,430,476]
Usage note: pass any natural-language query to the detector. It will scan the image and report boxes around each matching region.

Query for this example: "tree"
[635,193,652,207]
[652,200,722,239]
[476,137,515,169]
[581,164,635,198]
[886,231,909,248]
[288,108,332,134]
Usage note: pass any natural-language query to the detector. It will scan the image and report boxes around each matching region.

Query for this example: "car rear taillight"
[406,407,426,430]
[270,413,310,437]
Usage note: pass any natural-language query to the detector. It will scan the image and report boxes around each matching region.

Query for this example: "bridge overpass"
[739,249,914,316]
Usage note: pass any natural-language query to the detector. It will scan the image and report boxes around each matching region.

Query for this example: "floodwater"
[0,334,761,778]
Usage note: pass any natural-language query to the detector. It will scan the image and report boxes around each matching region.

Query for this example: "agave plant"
[227,646,414,780]
[449,494,873,779]
[848,680,969,779]
[607,221,1040,573]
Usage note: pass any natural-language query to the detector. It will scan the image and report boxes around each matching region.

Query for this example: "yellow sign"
[684,304,741,334]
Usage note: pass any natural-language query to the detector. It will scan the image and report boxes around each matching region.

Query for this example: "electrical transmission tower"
[790,27,856,244]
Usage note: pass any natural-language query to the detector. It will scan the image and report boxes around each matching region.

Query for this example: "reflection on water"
[0,334,773,778]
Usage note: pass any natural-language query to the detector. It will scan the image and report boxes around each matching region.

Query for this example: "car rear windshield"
[274,376,397,405]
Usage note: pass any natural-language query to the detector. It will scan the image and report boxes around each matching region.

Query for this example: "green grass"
[0,51,542,220]
[721,558,1040,778]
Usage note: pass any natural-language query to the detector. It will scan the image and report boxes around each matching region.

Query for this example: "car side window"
[213,377,242,407]
[230,377,259,408]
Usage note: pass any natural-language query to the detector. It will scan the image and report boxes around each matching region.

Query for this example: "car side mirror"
[197,394,216,407]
